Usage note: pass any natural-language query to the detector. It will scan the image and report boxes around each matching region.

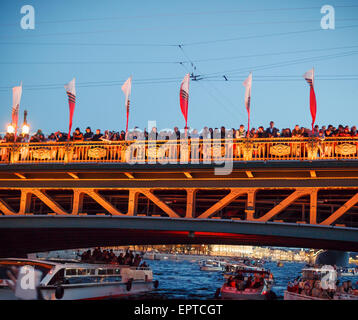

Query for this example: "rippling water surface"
[123,259,305,300]
[123,258,358,300]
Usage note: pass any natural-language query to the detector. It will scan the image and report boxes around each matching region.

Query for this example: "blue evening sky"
[0,0,357,135]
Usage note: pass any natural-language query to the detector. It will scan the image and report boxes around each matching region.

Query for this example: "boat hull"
[0,281,154,300]
[221,286,266,300]
[200,266,224,272]
[41,281,154,300]
[284,290,358,300]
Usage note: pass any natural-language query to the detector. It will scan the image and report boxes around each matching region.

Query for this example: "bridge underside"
[1,216,358,257]
[0,161,358,256]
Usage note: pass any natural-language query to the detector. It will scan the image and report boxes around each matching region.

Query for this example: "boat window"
[48,268,65,285]
[0,261,52,282]
[89,269,95,275]
[77,268,87,276]
[98,269,107,275]
[0,263,50,281]
[66,269,77,276]
[114,269,121,274]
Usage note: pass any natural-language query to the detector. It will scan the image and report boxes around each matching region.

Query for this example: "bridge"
[0,137,358,257]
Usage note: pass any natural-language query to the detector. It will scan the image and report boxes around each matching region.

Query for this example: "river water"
[125,258,358,300]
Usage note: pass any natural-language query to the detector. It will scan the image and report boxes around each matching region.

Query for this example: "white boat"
[284,265,358,300]
[218,268,275,300]
[0,258,158,300]
[338,267,358,277]
[199,260,225,272]
[223,264,267,279]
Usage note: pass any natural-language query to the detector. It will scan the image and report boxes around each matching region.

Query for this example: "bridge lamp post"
[6,124,15,134]
[21,110,29,135]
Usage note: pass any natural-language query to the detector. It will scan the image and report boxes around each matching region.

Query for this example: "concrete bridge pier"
[315,250,350,267]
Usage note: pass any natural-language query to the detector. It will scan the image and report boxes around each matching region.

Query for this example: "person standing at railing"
[265,121,279,138]
[248,128,257,138]
[292,125,302,138]
[72,128,84,141]
[83,127,93,141]
[91,129,103,141]
[324,127,334,137]
[281,128,292,138]
[172,127,180,141]
[236,125,246,138]
[30,130,45,142]
[256,126,265,138]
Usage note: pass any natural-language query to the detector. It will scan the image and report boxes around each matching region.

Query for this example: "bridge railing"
[0,137,357,164]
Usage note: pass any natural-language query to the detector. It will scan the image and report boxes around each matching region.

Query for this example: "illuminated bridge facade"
[0,137,358,257]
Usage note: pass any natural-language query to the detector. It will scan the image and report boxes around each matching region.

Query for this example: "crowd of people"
[80,248,148,268]
[287,276,357,299]
[2,121,358,143]
[225,270,273,291]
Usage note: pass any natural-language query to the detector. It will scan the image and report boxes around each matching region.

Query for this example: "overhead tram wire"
[178,50,245,122]
[185,44,358,63]
[180,24,358,47]
[0,74,356,93]
[178,45,247,121]
[3,44,358,66]
[0,77,185,93]
[199,50,358,80]
[1,4,357,27]
[2,23,358,47]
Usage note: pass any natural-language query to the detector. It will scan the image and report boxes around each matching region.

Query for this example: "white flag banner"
[12,82,22,130]
[243,73,252,113]
[121,76,132,132]
[64,78,76,96]
[303,68,314,84]
[12,83,22,110]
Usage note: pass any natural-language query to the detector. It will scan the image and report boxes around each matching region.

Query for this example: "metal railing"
[0,137,357,164]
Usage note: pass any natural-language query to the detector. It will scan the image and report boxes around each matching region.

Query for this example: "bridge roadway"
[1,215,358,257]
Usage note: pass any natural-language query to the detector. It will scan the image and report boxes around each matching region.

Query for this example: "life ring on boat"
[154,280,159,289]
[126,278,133,291]
[214,288,221,299]
[55,286,64,300]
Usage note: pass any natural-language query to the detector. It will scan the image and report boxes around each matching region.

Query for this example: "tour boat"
[199,259,225,272]
[284,265,358,300]
[0,258,158,300]
[217,268,275,300]
[337,267,358,277]
[223,264,268,279]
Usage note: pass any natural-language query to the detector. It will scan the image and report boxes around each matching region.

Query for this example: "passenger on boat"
[245,276,253,289]
[347,280,354,293]
[226,276,235,287]
[133,254,142,267]
[338,281,354,294]
[303,282,312,296]
[117,253,125,265]
[235,271,244,281]
[80,250,92,262]
[251,274,263,289]
[311,281,322,298]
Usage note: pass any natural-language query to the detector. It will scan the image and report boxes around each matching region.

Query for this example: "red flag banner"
[121,76,132,133]
[180,73,190,130]
[243,73,252,137]
[12,82,22,138]
[64,78,76,140]
[303,68,317,131]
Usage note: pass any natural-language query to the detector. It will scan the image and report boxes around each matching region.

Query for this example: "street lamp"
[22,110,29,135]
